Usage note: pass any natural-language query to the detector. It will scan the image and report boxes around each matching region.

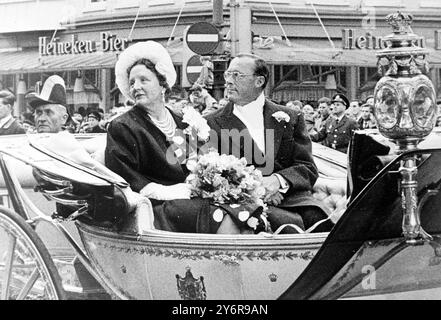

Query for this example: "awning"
[252,37,441,67]
[0,50,118,75]
[1,37,440,75]
[0,40,183,75]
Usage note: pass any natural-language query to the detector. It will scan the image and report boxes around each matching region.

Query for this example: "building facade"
[0,0,440,115]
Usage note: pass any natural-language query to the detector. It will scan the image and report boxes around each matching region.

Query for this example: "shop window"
[84,69,98,88]
[339,68,346,89]
[301,66,319,84]
[282,66,300,82]
[1,75,15,91]
[359,66,378,87]
[320,66,331,83]
[27,73,42,92]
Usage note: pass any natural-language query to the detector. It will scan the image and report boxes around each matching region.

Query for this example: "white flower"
[272,111,290,123]
[238,210,250,222]
[182,106,211,141]
[213,209,225,223]
[247,217,259,230]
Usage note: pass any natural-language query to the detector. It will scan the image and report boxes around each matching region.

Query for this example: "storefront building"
[1,0,440,116]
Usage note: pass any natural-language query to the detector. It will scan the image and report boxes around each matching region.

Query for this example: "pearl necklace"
[150,108,177,140]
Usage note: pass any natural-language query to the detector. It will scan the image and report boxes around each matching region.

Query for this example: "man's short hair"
[361,103,374,113]
[236,53,269,90]
[318,97,331,105]
[0,90,15,106]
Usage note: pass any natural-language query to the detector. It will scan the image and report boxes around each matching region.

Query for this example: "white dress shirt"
[233,92,266,154]
[233,93,289,193]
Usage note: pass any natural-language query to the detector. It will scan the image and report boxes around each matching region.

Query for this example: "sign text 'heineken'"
[39,32,129,56]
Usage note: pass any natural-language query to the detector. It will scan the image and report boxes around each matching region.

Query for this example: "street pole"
[213,0,224,28]
[212,0,225,101]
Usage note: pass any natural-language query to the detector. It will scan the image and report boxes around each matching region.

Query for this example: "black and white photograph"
[0,0,441,308]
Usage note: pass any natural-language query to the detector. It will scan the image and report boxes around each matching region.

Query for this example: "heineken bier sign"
[39,32,129,56]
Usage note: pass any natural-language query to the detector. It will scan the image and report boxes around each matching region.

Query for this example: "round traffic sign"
[186,55,203,84]
[186,22,220,55]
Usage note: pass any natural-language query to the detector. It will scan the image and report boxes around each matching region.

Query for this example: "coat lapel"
[214,102,258,158]
[263,101,285,158]
[131,106,186,174]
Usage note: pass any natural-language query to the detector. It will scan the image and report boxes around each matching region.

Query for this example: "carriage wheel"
[0,206,66,300]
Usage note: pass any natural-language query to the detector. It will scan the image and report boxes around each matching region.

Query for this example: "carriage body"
[1,132,441,300]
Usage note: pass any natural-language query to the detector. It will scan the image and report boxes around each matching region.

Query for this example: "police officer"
[310,93,359,153]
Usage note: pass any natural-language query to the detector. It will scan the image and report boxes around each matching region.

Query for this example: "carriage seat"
[312,175,347,223]
[81,135,349,223]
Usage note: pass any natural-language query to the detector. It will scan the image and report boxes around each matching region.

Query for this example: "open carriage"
[0,127,441,300]
[0,132,346,300]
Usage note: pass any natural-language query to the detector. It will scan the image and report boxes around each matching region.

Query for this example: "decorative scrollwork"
[94,240,316,263]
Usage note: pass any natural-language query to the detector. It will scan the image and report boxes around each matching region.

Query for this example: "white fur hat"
[115,41,176,99]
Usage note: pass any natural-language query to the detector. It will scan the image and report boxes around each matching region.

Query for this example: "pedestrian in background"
[314,96,331,133]
[0,90,25,135]
[311,93,359,153]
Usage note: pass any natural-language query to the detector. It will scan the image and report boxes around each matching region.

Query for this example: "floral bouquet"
[185,149,270,233]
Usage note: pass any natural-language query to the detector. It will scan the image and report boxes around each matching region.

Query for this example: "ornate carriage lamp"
[374,12,438,244]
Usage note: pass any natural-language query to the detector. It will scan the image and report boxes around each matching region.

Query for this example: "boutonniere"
[272,111,290,123]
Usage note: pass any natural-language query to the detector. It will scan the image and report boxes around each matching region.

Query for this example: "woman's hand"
[140,182,192,201]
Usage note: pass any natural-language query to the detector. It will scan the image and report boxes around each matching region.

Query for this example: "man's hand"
[262,175,281,198]
[265,191,284,206]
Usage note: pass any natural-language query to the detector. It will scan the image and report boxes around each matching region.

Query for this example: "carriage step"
[52,254,111,300]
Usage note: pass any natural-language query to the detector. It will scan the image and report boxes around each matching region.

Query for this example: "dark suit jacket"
[105,106,189,193]
[205,99,327,212]
[357,117,377,129]
[0,118,25,135]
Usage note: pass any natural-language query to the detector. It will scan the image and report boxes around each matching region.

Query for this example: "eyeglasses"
[223,71,255,81]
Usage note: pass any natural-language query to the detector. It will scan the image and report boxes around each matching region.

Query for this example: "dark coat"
[105,105,221,233]
[312,114,359,153]
[0,118,25,135]
[105,106,189,193]
[357,117,377,129]
[205,99,329,217]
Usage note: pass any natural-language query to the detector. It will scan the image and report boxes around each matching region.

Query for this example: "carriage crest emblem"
[176,267,207,300]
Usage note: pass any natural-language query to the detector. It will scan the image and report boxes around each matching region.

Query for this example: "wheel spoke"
[1,233,17,300]
[16,268,40,300]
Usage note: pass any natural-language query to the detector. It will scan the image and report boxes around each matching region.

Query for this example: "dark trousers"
[267,205,334,234]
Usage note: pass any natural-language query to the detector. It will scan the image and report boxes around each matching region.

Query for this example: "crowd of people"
[282,95,378,153]
[0,78,229,137]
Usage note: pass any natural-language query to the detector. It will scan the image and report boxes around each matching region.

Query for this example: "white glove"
[140,183,192,201]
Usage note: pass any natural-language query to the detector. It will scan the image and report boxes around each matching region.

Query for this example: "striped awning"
[0,39,184,75]
[253,37,441,67]
[0,50,119,75]
[1,37,441,75]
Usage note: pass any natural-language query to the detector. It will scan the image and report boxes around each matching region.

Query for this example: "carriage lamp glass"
[374,12,437,149]
[373,12,437,244]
